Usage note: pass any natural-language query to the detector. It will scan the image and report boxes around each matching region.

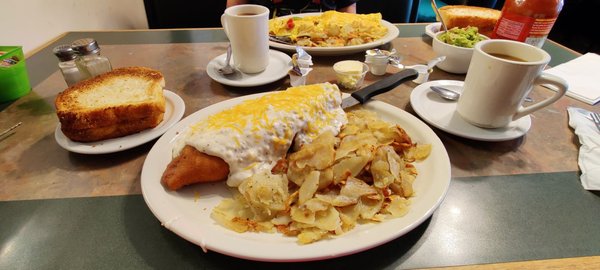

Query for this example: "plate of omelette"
[268,11,399,56]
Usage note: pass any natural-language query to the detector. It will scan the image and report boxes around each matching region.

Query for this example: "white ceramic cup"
[221,5,270,74]
[457,39,568,128]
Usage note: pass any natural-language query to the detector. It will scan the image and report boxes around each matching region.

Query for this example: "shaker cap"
[52,44,78,61]
[71,38,101,55]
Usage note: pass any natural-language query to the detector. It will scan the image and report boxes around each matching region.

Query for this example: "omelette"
[268,11,388,47]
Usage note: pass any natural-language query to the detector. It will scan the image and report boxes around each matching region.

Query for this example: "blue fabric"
[417,0,448,22]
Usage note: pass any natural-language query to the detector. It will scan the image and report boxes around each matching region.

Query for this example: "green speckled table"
[1,24,599,270]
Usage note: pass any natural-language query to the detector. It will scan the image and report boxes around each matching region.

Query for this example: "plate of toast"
[55,90,185,154]
[54,66,185,154]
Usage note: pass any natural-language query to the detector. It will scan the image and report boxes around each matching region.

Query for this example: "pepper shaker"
[71,38,112,78]
[52,44,87,86]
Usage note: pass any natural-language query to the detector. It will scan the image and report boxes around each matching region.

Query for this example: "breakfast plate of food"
[268,11,399,56]
[54,66,185,154]
[141,83,451,262]
[55,90,185,154]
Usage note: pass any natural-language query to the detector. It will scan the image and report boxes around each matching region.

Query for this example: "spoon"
[218,45,234,75]
[389,55,444,71]
[431,85,535,102]
[430,0,448,33]
[427,56,446,69]
[430,86,460,100]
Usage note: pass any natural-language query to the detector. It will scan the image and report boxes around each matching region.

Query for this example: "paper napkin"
[567,107,600,190]
[544,53,600,105]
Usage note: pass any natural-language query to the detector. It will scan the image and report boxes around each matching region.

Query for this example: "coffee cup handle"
[513,73,568,120]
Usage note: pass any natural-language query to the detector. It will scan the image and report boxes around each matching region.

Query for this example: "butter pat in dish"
[334,60,369,89]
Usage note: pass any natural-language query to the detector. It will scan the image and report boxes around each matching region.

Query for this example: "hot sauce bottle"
[492,0,564,47]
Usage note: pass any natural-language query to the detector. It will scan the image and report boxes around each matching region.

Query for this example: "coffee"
[238,12,258,16]
[488,53,526,62]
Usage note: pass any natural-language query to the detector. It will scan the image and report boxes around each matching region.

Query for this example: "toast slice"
[55,66,166,142]
[439,5,501,37]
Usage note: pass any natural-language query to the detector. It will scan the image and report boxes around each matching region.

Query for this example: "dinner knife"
[341,68,418,108]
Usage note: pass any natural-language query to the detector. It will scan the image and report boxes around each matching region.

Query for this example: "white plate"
[206,50,291,87]
[268,13,399,56]
[425,22,441,38]
[141,93,451,262]
[55,90,185,154]
[410,80,532,141]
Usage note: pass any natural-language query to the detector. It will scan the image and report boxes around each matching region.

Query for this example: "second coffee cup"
[457,39,568,128]
[221,4,270,74]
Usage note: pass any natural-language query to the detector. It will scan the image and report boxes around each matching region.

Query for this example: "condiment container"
[71,38,112,78]
[53,44,87,87]
[333,60,368,90]
[0,46,30,102]
[365,49,394,76]
[492,0,564,48]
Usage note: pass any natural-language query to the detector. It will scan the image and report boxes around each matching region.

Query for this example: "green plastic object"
[0,46,31,103]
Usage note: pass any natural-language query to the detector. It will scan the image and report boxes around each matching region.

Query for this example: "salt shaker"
[52,44,87,87]
[71,38,112,78]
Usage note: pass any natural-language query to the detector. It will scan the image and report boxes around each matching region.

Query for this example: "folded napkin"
[567,107,600,190]
[544,53,600,105]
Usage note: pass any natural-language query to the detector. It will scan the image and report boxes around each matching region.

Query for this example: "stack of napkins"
[544,53,600,105]
[567,107,600,190]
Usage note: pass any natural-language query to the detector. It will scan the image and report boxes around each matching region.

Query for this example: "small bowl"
[364,54,389,76]
[432,31,488,74]
[333,60,369,90]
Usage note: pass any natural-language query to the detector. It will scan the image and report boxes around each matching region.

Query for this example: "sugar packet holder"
[289,46,313,86]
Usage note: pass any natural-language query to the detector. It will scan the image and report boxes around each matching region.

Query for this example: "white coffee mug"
[221,5,270,74]
[457,39,568,128]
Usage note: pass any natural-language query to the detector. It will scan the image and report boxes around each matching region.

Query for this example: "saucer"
[206,50,292,87]
[410,80,531,141]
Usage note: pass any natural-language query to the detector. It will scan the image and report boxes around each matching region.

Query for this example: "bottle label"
[494,12,558,47]
[494,12,535,41]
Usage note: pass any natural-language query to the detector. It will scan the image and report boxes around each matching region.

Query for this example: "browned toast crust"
[439,5,501,37]
[55,66,166,142]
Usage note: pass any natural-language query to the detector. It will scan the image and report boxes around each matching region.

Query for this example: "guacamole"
[437,27,485,48]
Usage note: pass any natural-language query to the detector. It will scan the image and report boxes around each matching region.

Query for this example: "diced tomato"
[286,18,294,29]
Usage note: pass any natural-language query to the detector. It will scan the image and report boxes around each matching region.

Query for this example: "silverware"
[430,85,535,103]
[218,45,234,75]
[591,112,600,133]
[269,35,294,45]
[341,69,419,108]
[430,0,448,33]
[430,86,460,101]
[0,122,22,138]
[427,55,446,69]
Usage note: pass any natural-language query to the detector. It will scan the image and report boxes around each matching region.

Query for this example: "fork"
[591,112,600,133]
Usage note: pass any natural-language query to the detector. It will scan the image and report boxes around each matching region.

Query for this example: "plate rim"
[268,12,399,56]
[141,92,451,262]
[54,90,185,154]
[409,80,532,141]
[206,49,292,87]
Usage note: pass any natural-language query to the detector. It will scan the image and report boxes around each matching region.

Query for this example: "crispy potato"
[211,109,431,244]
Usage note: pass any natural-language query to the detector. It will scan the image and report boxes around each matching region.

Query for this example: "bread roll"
[55,66,166,142]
